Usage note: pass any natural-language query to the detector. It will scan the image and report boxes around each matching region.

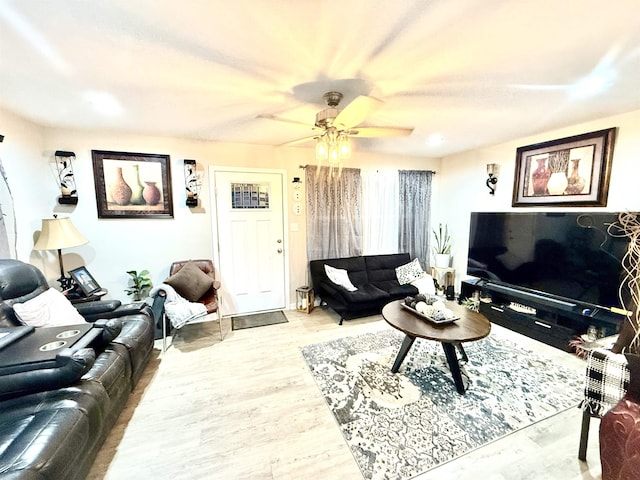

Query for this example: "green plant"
[125,269,152,301]
[432,223,452,255]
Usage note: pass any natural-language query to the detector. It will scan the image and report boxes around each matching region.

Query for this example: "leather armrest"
[92,318,123,345]
[0,347,96,400]
[75,300,122,318]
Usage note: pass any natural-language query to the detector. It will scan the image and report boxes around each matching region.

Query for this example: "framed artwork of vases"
[91,150,173,218]
[512,127,616,207]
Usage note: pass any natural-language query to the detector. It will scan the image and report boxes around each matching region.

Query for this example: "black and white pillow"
[395,258,426,285]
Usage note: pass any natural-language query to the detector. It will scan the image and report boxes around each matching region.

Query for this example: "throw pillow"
[13,288,86,327]
[395,258,426,285]
[164,261,213,302]
[410,274,436,295]
[324,265,358,291]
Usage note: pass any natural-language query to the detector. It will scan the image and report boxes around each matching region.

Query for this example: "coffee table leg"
[391,335,416,373]
[442,342,466,394]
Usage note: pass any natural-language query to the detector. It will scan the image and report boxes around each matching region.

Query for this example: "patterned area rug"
[231,311,288,330]
[301,328,584,480]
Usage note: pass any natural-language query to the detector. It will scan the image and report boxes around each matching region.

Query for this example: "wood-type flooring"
[87,307,603,480]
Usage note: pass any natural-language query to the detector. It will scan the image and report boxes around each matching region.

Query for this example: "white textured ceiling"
[1,0,640,157]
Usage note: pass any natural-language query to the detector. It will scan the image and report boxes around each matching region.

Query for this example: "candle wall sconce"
[55,151,78,205]
[184,159,202,207]
[486,163,500,195]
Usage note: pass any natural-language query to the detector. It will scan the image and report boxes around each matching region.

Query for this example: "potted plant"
[432,223,452,268]
[125,269,152,301]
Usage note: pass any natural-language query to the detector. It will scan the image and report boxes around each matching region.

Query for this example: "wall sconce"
[55,151,78,205]
[486,163,500,195]
[184,159,201,207]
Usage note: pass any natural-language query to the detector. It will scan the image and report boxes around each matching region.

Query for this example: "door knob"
[277,248,283,253]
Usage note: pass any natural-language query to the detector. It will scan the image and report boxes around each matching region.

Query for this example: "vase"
[546,172,568,195]
[434,253,450,268]
[129,165,145,205]
[565,158,586,195]
[143,181,161,206]
[110,167,132,205]
[531,158,551,195]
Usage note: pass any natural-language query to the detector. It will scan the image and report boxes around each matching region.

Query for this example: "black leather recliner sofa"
[0,259,155,480]
[309,253,419,324]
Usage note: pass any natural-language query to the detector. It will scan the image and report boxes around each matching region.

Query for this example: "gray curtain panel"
[398,170,433,269]
[306,166,362,261]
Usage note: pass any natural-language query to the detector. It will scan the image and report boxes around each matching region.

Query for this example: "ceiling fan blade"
[348,126,414,137]
[334,95,383,129]
[257,113,316,129]
[279,135,319,147]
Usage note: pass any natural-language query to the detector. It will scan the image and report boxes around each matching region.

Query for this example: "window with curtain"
[361,169,399,255]
[306,166,362,261]
[398,170,433,269]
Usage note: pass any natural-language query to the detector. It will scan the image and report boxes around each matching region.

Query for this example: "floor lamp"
[34,215,88,290]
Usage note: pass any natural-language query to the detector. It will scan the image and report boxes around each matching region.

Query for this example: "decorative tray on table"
[400,296,460,325]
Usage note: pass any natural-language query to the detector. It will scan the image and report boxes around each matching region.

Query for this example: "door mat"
[231,311,288,330]
[301,328,584,480]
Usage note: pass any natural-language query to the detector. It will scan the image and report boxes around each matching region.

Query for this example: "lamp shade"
[34,217,88,251]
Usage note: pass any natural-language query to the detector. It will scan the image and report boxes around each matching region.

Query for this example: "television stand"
[460,279,624,352]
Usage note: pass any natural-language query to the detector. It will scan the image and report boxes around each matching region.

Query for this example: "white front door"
[211,169,287,316]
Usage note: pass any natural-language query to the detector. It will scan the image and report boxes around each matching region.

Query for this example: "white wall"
[435,109,640,290]
[1,107,438,305]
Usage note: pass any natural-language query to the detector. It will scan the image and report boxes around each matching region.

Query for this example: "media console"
[460,278,625,352]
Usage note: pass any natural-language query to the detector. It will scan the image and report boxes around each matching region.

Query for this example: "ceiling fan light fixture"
[316,137,329,161]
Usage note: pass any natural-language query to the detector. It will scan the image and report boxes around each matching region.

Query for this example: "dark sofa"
[0,259,155,480]
[310,253,419,324]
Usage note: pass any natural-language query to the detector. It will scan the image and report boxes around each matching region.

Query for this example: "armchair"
[169,259,221,314]
[579,347,629,461]
[152,259,222,351]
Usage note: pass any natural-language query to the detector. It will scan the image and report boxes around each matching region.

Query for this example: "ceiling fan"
[261,91,414,148]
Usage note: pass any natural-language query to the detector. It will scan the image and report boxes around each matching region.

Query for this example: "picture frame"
[512,128,616,207]
[68,266,102,296]
[91,150,173,218]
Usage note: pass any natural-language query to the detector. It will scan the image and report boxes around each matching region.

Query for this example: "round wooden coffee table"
[382,299,491,394]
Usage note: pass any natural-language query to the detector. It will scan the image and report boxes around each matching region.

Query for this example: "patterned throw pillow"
[324,265,358,291]
[395,258,426,285]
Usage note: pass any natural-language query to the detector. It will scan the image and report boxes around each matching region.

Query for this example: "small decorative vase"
[546,172,568,195]
[434,253,450,268]
[565,158,586,195]
[531,158,551,195]
[143,181,161,206]
[110,167,132,205]
[129,165,145,205]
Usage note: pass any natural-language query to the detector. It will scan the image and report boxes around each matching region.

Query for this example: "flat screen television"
[467,212,628,311]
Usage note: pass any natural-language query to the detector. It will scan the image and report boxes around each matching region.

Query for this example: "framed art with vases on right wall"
[512,127,616,207]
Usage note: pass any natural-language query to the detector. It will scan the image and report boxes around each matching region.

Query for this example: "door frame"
[209,166,290,315]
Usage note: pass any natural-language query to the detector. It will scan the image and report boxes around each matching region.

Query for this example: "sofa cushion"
[336,284,390,305]
[372,280,418,298]
[324,265,357,291]
[395,258,426,285]
[13,288,86,327]
[0,407,91,480]
[164,261,213,302]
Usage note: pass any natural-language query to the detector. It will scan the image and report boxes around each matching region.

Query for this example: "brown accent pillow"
[164,261,213,302]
